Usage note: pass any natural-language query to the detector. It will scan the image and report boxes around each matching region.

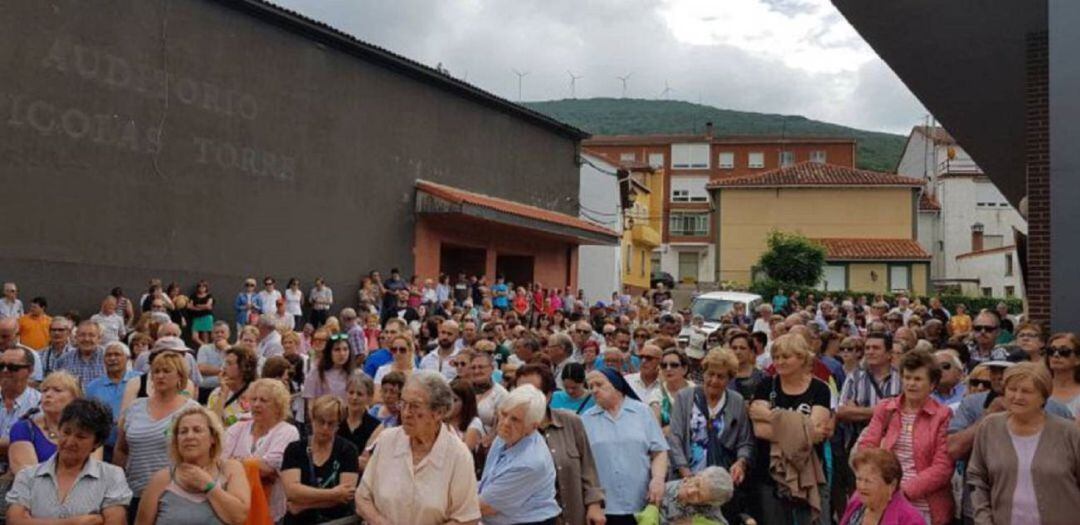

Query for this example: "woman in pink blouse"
[223,379,300,523]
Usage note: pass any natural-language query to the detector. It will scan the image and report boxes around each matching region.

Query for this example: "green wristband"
[203,481,216,494]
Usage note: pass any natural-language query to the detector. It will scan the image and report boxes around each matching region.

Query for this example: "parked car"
[650,271,675,290]
[677,291,763,349]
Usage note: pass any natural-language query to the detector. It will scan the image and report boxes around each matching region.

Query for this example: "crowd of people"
[0,272,1078,525]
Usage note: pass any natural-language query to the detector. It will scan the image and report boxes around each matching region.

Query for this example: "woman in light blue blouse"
[581,368,669,525]
[478,384,561,525]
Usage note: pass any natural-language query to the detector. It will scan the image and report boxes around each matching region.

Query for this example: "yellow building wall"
[849,263,888,293]
[717,188,915,285]
[912,263,928,296]
[622,170,663,291]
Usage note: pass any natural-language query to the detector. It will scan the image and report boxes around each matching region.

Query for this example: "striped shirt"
[6,456,131,518]
[839,365,901,409]
[121,397,200,496]
[895,413,931,519]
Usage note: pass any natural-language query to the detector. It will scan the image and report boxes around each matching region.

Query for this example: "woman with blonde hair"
[9,371,85,474]
[373,333,416,388]
[281,395,359,525]
[222,378,300,524]
[115,352,201,515]
[136,406,249,525]
[1045,331,1080,417]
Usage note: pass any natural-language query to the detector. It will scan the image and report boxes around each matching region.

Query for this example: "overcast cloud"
[272,0,926,134]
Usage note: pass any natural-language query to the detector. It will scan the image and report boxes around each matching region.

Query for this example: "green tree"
[757,231,826,287]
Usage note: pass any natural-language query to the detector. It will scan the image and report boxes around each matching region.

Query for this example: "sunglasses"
[660,362,683,370]
[329,334,348,342]
[1046,347,1077,358]
[840,347,858,353]
[575,329,591,335]
[0,363,29,372]
[972,325,998,333]
[969,379,992,389]
[390,346,410,354]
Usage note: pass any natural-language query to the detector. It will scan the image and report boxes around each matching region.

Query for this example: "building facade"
[577,154,624,303]
[897,126,1027,297]
[583,131,855,284]
[708,163,930,295]
[0,0,614,315]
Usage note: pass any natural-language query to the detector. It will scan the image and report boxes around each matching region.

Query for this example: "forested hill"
[523,98,906,172]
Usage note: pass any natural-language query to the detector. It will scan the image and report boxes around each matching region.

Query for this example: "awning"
[812,238,931,262]
[415,180,619,245]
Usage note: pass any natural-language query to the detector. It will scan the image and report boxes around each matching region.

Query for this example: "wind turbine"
[659,80,673,99]
[512,69,530,101]
[567,71,583,99]
[616,72,633,98]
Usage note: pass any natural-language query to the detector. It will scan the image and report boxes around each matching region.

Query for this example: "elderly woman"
[302,334,354,402]
[207,346,257,427]
[968,362,1080,525]
[7,399,131,525]
[839,448,925,525]
[515,364,605,525]
[648,466,733,525]
[582,367,669,525]
[1045,332,1080,417]
[649,348,694,430]
[857,349,954,525]
[748,334,833,525]
[355,370,480,525]
[9,371,84,474]
[668,347,753,521]
[281,396,359,525]
[222,379,299,524]
[338,373,380,453]
[136,406,249,525]
[478,384,561,525]
[115,352,201,515]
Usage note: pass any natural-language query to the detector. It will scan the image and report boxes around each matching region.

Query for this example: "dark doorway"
[496,254,534,287]
[440,244,486,278]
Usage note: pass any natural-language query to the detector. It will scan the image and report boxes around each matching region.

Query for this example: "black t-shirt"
[337,412,380,452]
[750,376,832,484]
[281,437,360,525]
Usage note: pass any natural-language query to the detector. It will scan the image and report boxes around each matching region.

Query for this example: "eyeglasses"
[660,362,683,370]
[390,346,410,354]
[1017,332,1040,340]
[640,355,660,361]
[245,284,256,288]
[839,346,857,353]
[49,328,68,333]
[972,325,998,333]
[0,363,29,372]
[969,379,992,389]
[575,329,591,335]
[939,362,953,370]
[1047,347,1076,358]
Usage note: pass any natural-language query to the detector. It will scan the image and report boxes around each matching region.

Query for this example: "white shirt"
[283,289,303,316]
[0,298,23,319]
[257,330,284,359]
[257,290,282,315]
[419,347,460,380]
[89,312,125,344]
[625,372,661,402]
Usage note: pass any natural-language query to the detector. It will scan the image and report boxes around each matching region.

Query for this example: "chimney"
[971,222,985,252]
[705,121,714,139]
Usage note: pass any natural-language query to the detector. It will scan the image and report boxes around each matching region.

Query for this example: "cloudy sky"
[273,0,927,135]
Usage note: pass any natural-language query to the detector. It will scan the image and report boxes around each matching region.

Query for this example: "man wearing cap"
[132,334,203,385]
[55,320,106,386]
[947,359,1073,523]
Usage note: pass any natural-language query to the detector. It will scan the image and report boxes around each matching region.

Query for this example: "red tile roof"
[585,134,855,146]
[415,180,618,238]
[956,245,1016,260]
[919,191,942,211]
[812,238,931,261]
[706,162,923,188]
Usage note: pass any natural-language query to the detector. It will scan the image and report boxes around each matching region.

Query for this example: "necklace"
[39,416,58,440]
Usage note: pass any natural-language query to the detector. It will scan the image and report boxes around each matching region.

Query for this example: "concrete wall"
[577,154,622,303]
[937,176,1027,279]
[917,211,944,279]
[0,0,581,317]
[955,249,1024,298]
[715,187,916,284]
[659,244,715,283]
[1050,0,1080,329]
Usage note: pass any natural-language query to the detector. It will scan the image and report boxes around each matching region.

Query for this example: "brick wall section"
[1025,31,1050,326]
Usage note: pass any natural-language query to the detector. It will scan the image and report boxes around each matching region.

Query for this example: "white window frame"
[647,153,665,169]
[810,150,827,164]
[888,264,911,293]
[668,212,710,236]
[671,189,690,203]
[670,176,709,203]
[779,150,795,167]
[671,143,710,170]
[619,152,637,163]
[819,264,847,292]
[718,152,735,169]
[748,152,765,169]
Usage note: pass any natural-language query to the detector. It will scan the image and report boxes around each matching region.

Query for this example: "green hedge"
[747,279,1023,314]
